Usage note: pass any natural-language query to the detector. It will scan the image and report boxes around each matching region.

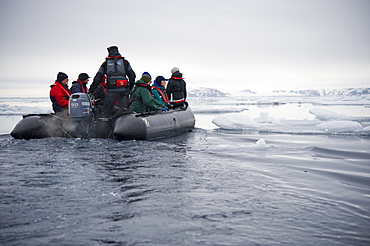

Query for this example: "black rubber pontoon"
[113,107,195,140]
[11,93,195,140]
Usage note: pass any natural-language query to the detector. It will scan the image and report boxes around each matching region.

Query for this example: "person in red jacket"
[50,72,71,116]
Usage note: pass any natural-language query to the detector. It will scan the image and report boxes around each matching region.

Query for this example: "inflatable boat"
[11,93,195,140]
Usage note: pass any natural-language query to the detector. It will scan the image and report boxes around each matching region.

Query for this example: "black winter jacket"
[89,48,136,93]
[166,71,187,101]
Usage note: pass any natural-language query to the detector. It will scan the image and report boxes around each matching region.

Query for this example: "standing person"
[89,46,136,118]
[152,76,170,107]
[166,67,187,108]
[129,73,166,113]
[70,73,90,94]
[50,72,71,116]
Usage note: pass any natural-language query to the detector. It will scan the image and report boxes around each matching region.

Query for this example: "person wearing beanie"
[141,74,151,84]
[70,73,90,94]
[56,72,68,82]
[142,71,152,81]
[166,67,187,108]
[50,72,71,116]
[129,72,166,113]
[152,76,170,107]
[171,67,179,74]
[89,45,136,117]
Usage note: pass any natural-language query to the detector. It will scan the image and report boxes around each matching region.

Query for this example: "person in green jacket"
[129,73,166,113]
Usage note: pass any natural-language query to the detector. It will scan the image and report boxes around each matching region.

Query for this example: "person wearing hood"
[152,76,170,107]
[89,46,136,118]
[166,67,187,108]
[129,72,166,113]
[70,73,90,94]
[50,72,71,116]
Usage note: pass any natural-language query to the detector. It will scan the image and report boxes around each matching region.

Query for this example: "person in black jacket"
[70,73,90,94]
[89,46,136,118]
[92,75,107,113]
[166,67,187,108]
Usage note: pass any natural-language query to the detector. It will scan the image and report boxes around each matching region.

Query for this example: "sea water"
[0,96,370,245]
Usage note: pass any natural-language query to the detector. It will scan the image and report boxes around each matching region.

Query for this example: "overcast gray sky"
[0,0,369,96]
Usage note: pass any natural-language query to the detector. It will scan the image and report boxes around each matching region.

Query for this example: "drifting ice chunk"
[361,126,370,133]
[254,139,272,149]
[212,113,260,129]
[256,139,268,146]
[254,112,275,123]
[309,108,348,121]
[316,121,362,133]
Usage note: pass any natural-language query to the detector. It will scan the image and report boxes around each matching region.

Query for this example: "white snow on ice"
[309,108,349,121]
[211,104,370,135]
[208,138,273,152]
[316,121,363,133]
[212,113,260,129]
[1,92,370,135]
[254,112,275,123]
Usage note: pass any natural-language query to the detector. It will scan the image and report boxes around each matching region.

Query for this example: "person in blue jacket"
[70,73,90,94]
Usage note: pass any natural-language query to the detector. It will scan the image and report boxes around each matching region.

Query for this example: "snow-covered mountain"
[324,88,370,96]
[188,87,370,98]
[273,89,321,97]
[240,89,257,94]
[188,87,228,97]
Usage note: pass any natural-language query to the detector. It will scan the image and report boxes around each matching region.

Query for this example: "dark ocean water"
[1,128,370,246]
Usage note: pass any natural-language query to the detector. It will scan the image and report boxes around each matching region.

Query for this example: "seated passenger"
[50,72,70,117]
[129,73,166,113]
[152,76,170,107]
[70,73,90,94]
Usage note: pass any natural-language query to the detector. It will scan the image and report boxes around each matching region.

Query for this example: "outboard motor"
[69,93,92,118]
[69,93,93,138]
